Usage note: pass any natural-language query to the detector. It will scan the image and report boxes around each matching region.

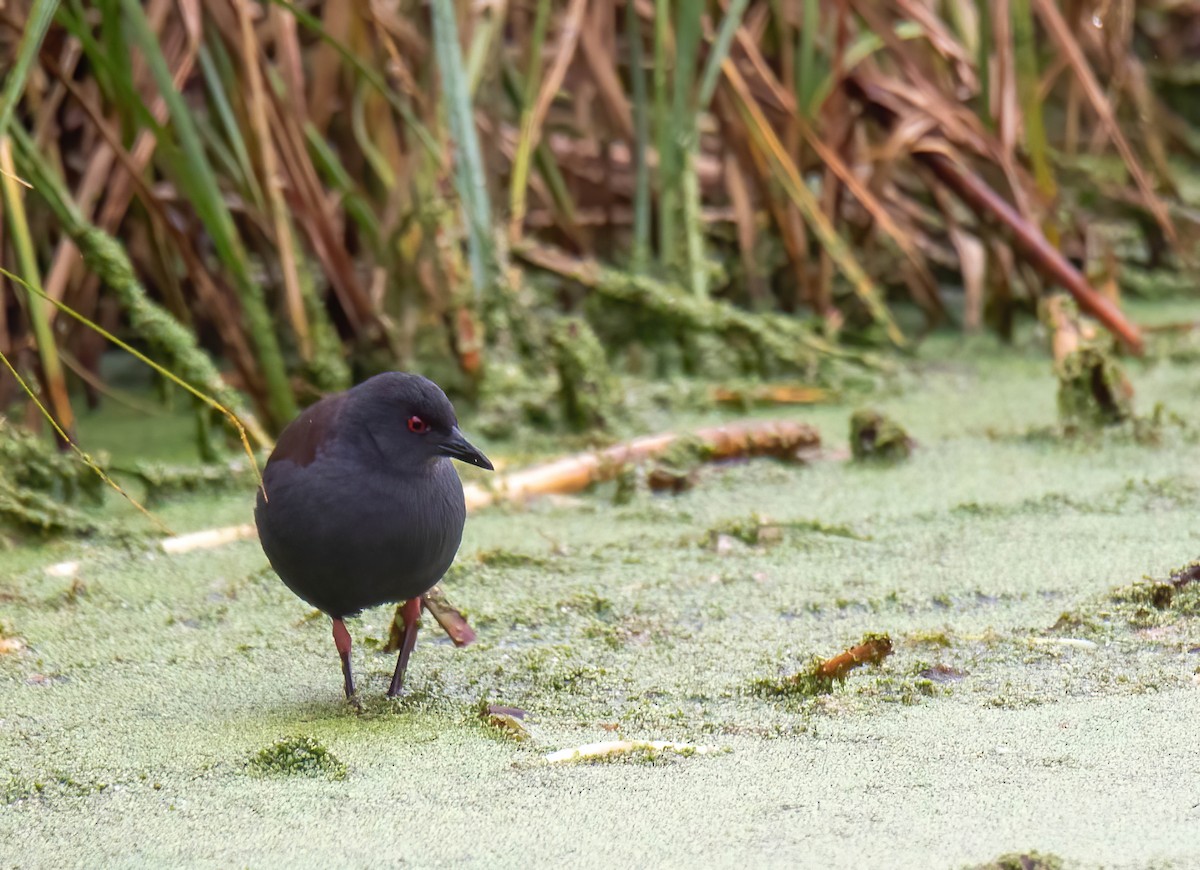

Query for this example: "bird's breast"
[256,457,467,613]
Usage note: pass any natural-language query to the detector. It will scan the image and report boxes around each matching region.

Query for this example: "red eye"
[407,415,428,434]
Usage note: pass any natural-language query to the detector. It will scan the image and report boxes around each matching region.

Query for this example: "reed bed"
[0,0,1196,444]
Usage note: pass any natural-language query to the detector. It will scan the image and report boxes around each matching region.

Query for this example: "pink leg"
[386,598,422,698]
[332,618,356,699]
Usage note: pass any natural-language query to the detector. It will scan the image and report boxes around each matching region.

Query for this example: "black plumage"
[254,372,493,698]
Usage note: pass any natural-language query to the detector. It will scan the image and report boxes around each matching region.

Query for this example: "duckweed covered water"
[2,326,1199,868]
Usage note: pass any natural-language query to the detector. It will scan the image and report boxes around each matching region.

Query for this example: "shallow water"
[3,319,1199,869]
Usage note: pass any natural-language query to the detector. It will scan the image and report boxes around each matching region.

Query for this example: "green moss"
[562,743,722,765]
[706,513,783,547]
[247,736,347,781]
[1107,561,1200,623]
[0,478,99,536]
[476,700,532,741]
[114,460,255,507]
[642,434,711,493]
[750,665,836,699]
[475,364,558,438]
[849,408,912,462]
[612,464,638,505]
[0,419,106,502]
[1049,299,1135,430]
[1056,344,1135,429]
[550,316,620,431]
[555,590,615,620]
[971,851,1065,870]
[704,513,867,548]
[5,327,1200,866]
[474,548,551,569]
[1111,580,1179,611]
[0,419,110,536]
[3,776,45,804]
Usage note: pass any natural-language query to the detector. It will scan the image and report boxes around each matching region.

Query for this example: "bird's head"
[344,372,494,473]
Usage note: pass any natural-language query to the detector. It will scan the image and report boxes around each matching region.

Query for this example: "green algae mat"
[3,333,1199,869]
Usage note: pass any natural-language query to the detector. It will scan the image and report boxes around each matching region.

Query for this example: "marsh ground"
[2,311,1199,869]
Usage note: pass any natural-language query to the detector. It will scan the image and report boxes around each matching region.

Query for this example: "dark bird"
[254,372,493,699]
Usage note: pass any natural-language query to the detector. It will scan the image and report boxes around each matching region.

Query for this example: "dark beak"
[439,427,494,471]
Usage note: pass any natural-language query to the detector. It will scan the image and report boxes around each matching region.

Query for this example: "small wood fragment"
[382,587,475,651]
[421,585,477,647]
[160,523,256,554]
[481,704,531,741]
[711,385,831,407]
[817,634,894,681]
[1026,637,1098,650]
[44,560,80,578]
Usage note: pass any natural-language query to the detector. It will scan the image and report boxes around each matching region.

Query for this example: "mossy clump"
[247,736,347,780]
[849,408,912,462]
[706,514,864,549]
[550,316,620,431]
[3,776,45,804]
[1110,561,1200,621]
[118,460,253,507]
[474,363,558,438]
[555,590,615,620]
[475,548,550,569]
[705,513,868,547]
[0,418,106,501]
[972,851,1065,870]
[706,513,785,548]
[0,419,108,536]
[0,477,99,536]
[477,701,531,741]
[1047,611,1100,634]
[1112,580,1179,611]
[611,464,639,505]
[750,658,839,698]
[1056,344,1134,429]
[647,435,711,493]
[1046,297,1135,431]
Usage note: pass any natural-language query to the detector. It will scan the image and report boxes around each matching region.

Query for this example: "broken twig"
[421,585,477,647]
[817,634,895,681]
